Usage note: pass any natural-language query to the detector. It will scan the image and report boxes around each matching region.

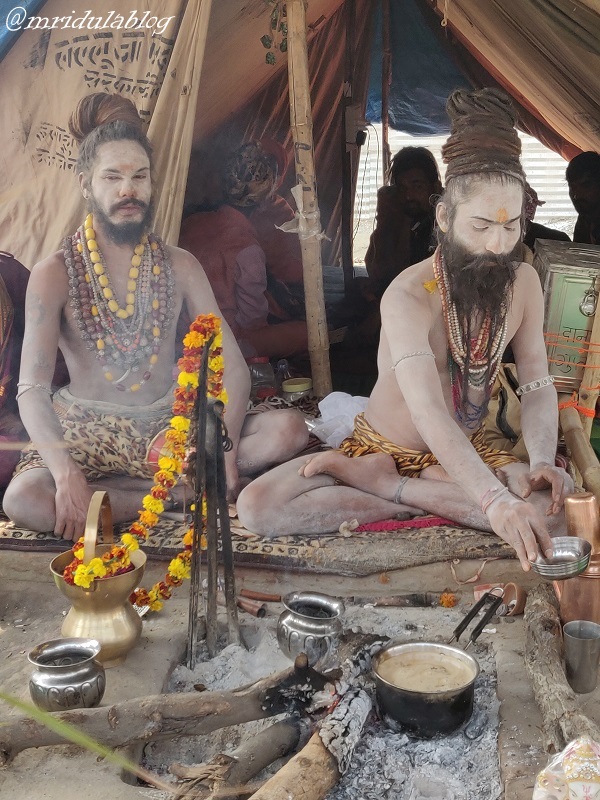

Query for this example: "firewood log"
[524,583,600,752]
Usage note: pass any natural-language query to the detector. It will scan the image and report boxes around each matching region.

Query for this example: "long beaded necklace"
[64,213,175,392]
[433,248,508,427]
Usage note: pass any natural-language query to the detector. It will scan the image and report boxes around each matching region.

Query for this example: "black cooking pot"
[372,590,503,738]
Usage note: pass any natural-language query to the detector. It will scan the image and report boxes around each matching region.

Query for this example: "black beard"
[89,196,154,246]
[439,230,520,427]
[439,230,519,323]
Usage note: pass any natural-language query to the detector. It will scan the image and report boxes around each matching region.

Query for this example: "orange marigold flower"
[439,592,458,608]
[150,485,169,500]
[139,510,159,527]
[154,470,176,488]
[165,573,183,587]
[182,528,194,547]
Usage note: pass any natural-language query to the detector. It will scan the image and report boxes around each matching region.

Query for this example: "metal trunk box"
[533,240,600,392]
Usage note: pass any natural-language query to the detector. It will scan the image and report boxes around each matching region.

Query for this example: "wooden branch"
[171,717,304,800]
[247,686,372,800]
[0,657,328,766]
[524,583,600,752]
[246,731,339,800]
[559,398,600,500]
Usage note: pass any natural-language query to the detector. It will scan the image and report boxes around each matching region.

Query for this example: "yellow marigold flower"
[182,528,194,547]
[73,545,84,561]
[218,388,228,404]
[200,533,207,550]
[183,331,203,348]
[149,597,163,612]
[139,510,159,527]
[142,495,164,514]
[88,557,107,578]
[214,331,223,349]
[158,456,181,473]
[209,355,225,373]
[73,564,95,589]
[168,557,190,581]
[177,371,199,389]
[170,415,190,432]
[165,430,187,446]
[121,533,139,551]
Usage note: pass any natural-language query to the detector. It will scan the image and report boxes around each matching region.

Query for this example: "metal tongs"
[447,589,505,650]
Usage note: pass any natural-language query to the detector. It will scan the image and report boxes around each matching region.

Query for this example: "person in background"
[365,146,443,297]
[223,139,306,324]
[179,158,308,359]
[566,152,600,245]
[0,252,30,489]
[522,182,569,252]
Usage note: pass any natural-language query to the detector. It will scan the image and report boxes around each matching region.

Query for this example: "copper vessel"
[50,492,146,667]
[555,493,600,624]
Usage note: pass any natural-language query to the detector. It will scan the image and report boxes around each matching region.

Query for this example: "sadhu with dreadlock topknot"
[237,87,573,571]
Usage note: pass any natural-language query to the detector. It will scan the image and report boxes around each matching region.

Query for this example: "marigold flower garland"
[62,314,227,612]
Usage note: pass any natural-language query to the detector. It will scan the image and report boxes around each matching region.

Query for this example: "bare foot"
[300,451,423,515]
[420,464,452,482]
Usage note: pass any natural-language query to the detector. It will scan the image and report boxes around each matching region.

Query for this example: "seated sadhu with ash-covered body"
[237,88,573,570]
[2,93,308,540]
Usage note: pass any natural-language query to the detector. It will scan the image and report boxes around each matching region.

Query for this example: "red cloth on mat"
[355,516,455,532]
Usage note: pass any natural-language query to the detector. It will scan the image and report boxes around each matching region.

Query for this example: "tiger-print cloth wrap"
[14,385,174,480]
[339,413,521,477]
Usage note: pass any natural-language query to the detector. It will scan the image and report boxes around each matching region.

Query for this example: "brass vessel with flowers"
[50,491,146,667]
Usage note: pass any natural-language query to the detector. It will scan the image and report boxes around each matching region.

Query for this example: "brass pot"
[50,492,146,667]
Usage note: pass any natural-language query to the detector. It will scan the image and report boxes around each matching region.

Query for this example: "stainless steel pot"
[277,591,344,665]
[372,590,503,737]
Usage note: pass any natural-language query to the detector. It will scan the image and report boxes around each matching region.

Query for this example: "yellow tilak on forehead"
[495,207,509,224]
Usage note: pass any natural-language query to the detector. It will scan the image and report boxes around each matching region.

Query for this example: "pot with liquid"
[373,641,479,738]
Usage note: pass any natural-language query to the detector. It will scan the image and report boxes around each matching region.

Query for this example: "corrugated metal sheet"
[353,126,577,259]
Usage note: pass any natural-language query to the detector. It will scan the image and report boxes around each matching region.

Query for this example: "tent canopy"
[1,0,599,269]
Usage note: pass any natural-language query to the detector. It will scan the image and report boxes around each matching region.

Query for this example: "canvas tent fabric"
[366,0,468,135]
[1,0,600,271]
[0,0,210,269]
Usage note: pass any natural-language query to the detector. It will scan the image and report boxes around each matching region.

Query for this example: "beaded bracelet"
[481,485,510,515]
[515,375,555,397]
[16,382,52,401]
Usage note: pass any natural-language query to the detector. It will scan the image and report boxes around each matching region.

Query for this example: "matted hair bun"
[442,87,524,184]
[69,93,142,144]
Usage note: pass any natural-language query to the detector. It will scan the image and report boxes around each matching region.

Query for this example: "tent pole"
[382,0,392,179]
[286,0,332,397]
[341,0,356,297]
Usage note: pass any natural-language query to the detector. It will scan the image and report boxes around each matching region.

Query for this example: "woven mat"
[0,513,514,577]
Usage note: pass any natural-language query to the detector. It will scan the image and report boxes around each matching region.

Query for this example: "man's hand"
[514,462,574,515]
[54,468,94,541]
[486,493,553,571]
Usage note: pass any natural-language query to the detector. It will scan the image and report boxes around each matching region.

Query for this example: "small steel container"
[28,637,106,711]
[277,591,344,665]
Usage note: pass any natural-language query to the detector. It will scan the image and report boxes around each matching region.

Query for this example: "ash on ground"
[143,605,501,799]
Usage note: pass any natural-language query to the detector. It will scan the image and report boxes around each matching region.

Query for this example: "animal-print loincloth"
[14,385,174,481]
[340,413,521,477]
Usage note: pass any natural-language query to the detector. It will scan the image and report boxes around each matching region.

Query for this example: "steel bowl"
[530,537,591,580]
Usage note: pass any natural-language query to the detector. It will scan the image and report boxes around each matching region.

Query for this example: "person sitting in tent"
[522,182,569,252]
[566,152,600,245]
[236,88,573,572]
[0,252,31,489]
[223,139,306,324]
[179,157,308,358]
[365,146,443,297]
[2,93,308,540]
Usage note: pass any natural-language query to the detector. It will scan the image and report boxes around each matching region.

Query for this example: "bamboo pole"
[576,299,600,437]
[559,394,600,501]
[286,0,332,397]
[381,0,392,180]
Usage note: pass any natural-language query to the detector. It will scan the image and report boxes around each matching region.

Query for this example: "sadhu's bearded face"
[436,178,524,324]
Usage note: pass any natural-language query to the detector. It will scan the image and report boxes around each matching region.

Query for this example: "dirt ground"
[1,549,599,799]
